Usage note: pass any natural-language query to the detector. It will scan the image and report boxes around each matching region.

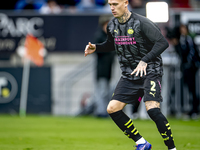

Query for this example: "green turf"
[0,115,199,150]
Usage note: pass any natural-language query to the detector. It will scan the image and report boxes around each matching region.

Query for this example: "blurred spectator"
[15,0,45,10]
[101,2,112,13]
[57,0,79,5]
[129,0,145,9]
[39,0,62,14]
[76,0,96,10]
[92,15,115,117]
[128,0,146,16]
[170,0,191,8]
[95,0,107,7]
[56,0,79,9]
[170,24,200,119]
[77,15,115,118]
[190,0,200,9]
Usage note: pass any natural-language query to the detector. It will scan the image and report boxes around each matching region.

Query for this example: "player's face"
[108,0,127,18]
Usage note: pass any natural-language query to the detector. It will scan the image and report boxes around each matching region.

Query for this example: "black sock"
[109,110,142,142]
[147,108,175,149]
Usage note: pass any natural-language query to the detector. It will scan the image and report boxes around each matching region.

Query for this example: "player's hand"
[131,61,147,77]
[84,42,96,57]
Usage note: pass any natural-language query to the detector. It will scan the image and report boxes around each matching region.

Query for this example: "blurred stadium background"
[0,0,199,119]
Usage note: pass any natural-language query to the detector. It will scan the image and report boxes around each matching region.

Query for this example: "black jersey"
[96,12,169,80]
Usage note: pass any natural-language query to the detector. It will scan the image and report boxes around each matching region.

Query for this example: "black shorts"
[112,74,163,104]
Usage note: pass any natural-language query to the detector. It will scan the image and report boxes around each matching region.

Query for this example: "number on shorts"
[150,81,156,91]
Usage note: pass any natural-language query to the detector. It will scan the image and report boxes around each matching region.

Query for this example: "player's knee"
[107,100,126,114]
[107,105,116,114]
[145,101,160,111]
[107,103,121,114]
[107,105,123,114]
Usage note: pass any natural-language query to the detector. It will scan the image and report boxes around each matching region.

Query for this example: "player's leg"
[144,76,176,150]
[107,100,142,141]
[107,77,151,149]
[146,101,176,150]
[107,100,152,149]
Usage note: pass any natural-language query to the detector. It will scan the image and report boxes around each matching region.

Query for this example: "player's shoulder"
[132,12,159,29]
[132,12,152,24]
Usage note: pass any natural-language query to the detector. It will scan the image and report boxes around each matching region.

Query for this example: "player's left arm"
[131,19,169,77]
[140,20,169,63]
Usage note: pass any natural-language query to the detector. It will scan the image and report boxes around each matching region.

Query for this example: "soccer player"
[84,0,177,150]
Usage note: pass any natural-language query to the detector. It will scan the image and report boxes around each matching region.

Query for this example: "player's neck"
[118,10,131,23]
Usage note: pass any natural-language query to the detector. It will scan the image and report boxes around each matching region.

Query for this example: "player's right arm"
[85,21,115,57]
[94,21,115,52]
[84,42,96,57]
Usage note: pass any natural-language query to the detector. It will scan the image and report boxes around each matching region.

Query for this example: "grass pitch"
[0,115,199,150]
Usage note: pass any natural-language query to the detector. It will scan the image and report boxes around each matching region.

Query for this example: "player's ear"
[124,0,128,7]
